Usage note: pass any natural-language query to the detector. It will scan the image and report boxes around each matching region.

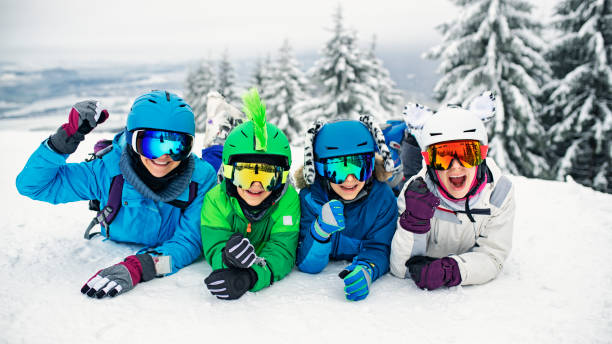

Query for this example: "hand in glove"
[81,254,156,298]
[222,233,259,269]
[311,199,345,242]
[204,268,258,300]
[48,100,109,154]
[338,261,373,301]
[406,256,461,290]
[399,177,440,234]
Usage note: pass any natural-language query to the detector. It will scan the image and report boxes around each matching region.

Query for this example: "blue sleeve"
[296,190,332,274]
[355,186,398,282]
[201,144,223,172]
[150,161,218,273]
[16,141,104,204]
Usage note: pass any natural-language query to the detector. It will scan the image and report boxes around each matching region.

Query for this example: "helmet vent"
[430,132,442,136]
[165,91,171,101]
[326,146,338,150]
[228,144,236,147]
[273,131,279,139]
[179,104,186,107]
[357,141,368,146]
[148,99,157,104]
[240,130,248,138]
[464,129,476,133]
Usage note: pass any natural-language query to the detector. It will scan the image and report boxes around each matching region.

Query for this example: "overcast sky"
[1,0,557,66]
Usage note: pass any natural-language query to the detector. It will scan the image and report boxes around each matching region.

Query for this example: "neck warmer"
[120,146,195,203]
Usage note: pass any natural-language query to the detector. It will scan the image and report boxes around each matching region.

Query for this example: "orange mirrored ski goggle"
[422,140,488,170]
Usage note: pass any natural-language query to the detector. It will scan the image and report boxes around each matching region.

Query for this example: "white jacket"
[390,159,515,286]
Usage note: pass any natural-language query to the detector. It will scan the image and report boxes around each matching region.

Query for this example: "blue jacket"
[296,178,398,281]
[16,131,217,273]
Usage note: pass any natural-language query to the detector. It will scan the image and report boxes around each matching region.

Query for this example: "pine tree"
[425,0,551,177]
[260,39,311,143]
[217,50,240,106]
[184,59,217,132]
[293,6,381,125]
[365,35,404,120]
[544,0,612,193]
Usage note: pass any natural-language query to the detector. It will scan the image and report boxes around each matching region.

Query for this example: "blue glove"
[338,261,373,301]
[311,199,345,242]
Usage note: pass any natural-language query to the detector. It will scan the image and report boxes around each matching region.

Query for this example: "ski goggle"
[131,129,194,161]
[423,140,488,170]
[223,162,289,191]
[314,153,375,184]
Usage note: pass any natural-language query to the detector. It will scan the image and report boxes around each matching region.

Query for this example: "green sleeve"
[250,186,301,292]
[201,185,233,270]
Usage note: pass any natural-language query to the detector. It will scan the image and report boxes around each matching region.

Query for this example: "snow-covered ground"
[1,128,611,344]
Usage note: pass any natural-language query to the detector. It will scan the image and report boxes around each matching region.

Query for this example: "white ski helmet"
[417,105,489,150]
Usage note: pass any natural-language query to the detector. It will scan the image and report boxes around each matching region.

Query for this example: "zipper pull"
[247,222,251,233]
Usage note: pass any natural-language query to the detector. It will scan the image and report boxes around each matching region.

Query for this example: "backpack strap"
[84,179,199,240]
[84,175,125,240]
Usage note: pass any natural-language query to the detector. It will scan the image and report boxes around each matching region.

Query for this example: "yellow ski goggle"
[223,162,289,191]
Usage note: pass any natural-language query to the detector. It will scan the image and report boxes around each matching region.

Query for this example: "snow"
[1,128,611,343]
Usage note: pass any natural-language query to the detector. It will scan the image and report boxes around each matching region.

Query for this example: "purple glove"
[406,256,461,290]
[399,177,440,234]
[48,100,109,154]
[80,254,156,298]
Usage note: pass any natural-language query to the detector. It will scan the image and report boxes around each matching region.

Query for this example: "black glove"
[204,268,258,300]
[405,256,438,284]
[222,233,257,269]
[48,100,109,154]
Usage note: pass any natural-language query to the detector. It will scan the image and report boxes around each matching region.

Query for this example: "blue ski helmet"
[314,120,376,160]
[127,90,195,136]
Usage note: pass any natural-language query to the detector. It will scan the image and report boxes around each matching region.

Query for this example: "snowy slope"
[1,129,611,344]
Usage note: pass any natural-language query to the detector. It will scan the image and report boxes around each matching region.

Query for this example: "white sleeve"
[453,184,515,285]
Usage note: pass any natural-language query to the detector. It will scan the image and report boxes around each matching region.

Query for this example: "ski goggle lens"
[314,153,375,184]
[132,129,193,161]
[223,162,288,191]
[424,140,486,170]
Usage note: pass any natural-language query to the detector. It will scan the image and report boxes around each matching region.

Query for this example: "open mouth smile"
[448,175,467,189]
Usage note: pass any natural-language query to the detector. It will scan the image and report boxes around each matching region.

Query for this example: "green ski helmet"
[222,88,292,186]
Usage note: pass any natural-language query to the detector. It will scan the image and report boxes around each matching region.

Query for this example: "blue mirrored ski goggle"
[130,129,193,161]
[314,153,375,184]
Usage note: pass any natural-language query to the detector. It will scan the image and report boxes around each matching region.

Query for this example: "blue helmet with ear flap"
[127,90,195,136]
[314,120,376,160]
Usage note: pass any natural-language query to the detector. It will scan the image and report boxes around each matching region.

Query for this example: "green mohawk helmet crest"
[242,88,268,151]
[222,88,292,169]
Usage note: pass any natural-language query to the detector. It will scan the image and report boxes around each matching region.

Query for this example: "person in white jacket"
[390,92,515,290]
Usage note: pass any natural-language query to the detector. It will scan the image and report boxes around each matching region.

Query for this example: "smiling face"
[140,154,181,178]
[436,159,477,199]
[236,181,272,206]
[329,174,365,201]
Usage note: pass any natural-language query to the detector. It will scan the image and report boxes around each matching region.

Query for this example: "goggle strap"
[481,145,489,160]
[421,151,430,165]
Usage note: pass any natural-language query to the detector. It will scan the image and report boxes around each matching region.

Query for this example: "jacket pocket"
[109,198,162,246]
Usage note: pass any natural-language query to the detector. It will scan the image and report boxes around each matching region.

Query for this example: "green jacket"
[201,182,300,292]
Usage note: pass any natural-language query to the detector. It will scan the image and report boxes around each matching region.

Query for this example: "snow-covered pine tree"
[365,35,404,120]
[260,39,311,143]
[425,0,551,177]
[543,0,612,193]
[293,5,381,125]
[184,58,217,132]
[250,55,269,92]
[217,50,240,106]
